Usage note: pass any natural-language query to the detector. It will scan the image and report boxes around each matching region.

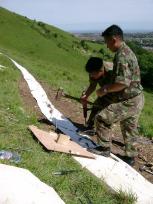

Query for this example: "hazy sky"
[0,0,153,32]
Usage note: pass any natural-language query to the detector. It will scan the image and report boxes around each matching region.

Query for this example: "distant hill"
[0,7,84,69]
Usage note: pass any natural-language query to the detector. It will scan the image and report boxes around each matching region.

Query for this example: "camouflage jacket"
[112,42,143,100]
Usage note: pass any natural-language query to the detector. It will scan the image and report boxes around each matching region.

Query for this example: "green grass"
[113,190,137,204]
[0,6,152,203]
[139,90,153,138]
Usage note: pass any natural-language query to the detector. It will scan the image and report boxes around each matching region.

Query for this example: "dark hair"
[85,57,103,73]
[102,25,123,40]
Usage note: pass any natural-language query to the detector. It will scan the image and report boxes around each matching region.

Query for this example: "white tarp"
[0,164,65,204]
[1,53,153,204]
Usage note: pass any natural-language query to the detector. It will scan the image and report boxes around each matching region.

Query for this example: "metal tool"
[139,165,153,175]
[52,169,80,175]
[55,88,93,125]
[55,87,64,100]
[82,99,87,125]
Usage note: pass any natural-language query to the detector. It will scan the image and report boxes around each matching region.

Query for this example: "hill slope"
[0,7,112,96]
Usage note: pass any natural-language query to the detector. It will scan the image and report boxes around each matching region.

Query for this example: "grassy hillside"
[0,7,111,96]
[0,6,152,203]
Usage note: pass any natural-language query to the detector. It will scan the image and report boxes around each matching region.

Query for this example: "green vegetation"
[0,6,152,203]
[139,90,153,137]
[127,41,153,88]
[126,42,153,138]
[113,190,137,204]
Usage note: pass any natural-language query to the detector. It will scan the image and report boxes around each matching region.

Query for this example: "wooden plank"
[29,125,95,159]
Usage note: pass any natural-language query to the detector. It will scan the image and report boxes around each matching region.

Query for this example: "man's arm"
[96,83,126,97]
[80,83,97,125]
[96,56,131,97]
[81,83,97,100]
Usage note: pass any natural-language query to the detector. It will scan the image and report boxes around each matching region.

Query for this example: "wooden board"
[29,125,95,159]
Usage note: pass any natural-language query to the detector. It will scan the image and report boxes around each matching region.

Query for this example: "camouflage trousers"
[87,95,113,128]
[95,93,144,157]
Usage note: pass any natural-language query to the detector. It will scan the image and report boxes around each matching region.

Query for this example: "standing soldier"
[88,25,144,166]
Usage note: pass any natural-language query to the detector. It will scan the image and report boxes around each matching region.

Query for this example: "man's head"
[85,57,104,80]
[102,25,123,52]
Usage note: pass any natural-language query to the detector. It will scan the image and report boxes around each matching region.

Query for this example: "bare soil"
[19,77,153,183]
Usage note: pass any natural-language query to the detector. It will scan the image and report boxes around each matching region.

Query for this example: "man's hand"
[80,90,88,104]
[80,94,88,104]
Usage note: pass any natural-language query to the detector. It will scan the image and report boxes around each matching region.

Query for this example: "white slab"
[74,154,153,204]
[0,164,65,204]
[1,53,153,204]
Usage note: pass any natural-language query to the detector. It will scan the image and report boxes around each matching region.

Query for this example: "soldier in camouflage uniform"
[81,57,114,130]
[82,25,144,165]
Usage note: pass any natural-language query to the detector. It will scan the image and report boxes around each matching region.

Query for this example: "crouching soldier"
[80,57,113,130]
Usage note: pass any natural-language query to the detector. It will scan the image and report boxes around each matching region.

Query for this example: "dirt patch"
[19,76,153,183]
